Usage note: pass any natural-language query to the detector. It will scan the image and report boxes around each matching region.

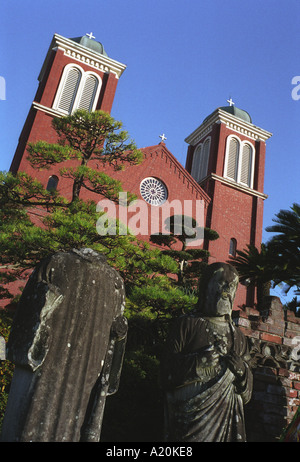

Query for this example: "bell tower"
[10,33,126,175]
[185,100,272,307]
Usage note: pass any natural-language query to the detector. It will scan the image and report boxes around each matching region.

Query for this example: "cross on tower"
[227,98,235,107]
[86,32,96,40]
[159,134,167,142]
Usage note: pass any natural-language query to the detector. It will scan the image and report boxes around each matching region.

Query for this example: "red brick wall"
[184,120,267,309]
[81,143,211,242]
[37,49,116,110]
[10,39,268,313]
[10,47,118,174]
[205,179,262,308]
[233,297,300,441]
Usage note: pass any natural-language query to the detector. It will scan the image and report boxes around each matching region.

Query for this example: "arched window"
[46,175,59,192]
[191,143,202,182]
[239,143,253,188]
[229,238,237,257]
[224,136,255,188]
[140,177,168,206]
[55,66,82,114]
[199,138,210,181]
[190,137,211,183]
[77,74,99,112]
[53,65,101,115]
[225,137,239,181]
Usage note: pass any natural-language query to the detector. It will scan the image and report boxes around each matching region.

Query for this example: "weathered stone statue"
[0,249,127,442]
[161,262,253,442]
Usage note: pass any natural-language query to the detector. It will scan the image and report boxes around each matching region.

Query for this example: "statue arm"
[236,362,253,404]
[225,331,253,404]
[107,315,128,395]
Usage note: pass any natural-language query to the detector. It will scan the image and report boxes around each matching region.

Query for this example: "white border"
[185,108,272,145]
[39,34,126,82]
[52,63,102,115]
[224,135,255,189]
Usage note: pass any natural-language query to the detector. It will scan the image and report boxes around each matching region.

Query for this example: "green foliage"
[150,215,219,290]
[28,109,143,168]
[128,277,197,319]
[0,110,219,440]
[283,297,300,317]
[231,203,300,311]
[27,141,80,168]
[230,243,275,309]
[0,310,14,432]
[230,243,275,284]
[0,170,67,211]
[266,203,300,295]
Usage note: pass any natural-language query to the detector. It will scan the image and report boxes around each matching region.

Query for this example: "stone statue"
[0,249,127,442]
[161,262,253,442]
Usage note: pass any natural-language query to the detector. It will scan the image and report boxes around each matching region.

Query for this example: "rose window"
[140,177,168,206]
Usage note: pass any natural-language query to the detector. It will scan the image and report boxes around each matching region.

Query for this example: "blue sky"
[1,0,299,301]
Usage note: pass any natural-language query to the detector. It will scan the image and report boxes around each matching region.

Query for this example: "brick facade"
[184,110,272,309]
[11,43,119,175]
[3,33,299,441]
[8,33,274,312]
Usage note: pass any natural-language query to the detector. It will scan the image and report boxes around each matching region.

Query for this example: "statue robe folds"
[1,249,127,442]
[162,315,253,442]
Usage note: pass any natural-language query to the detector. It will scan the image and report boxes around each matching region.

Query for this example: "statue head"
[197,262,239,317]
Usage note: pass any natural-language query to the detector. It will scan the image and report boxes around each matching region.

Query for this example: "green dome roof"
[219,105,252,123]
[70,35,108,57]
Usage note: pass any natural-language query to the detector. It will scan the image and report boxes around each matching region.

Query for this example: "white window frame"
[53,64,102,115]
[190,136,211,183]
[238,142,255,189]
[191,143,202,182]
[199,137,211,181]
[224,135,255,189]
[73,70,101,113]
[224,135,240,182]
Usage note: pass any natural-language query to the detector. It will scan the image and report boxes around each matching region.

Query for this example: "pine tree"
[0,109,219,439]
[0,110,177,297]
[149,214,218,293]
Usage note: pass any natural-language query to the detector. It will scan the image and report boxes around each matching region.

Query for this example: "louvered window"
[240,144,252,187]
[225,137,239,181]
[57,67,81,114]
[191,144,202,182]
[77,75,98,112]
[224,136,255,189]
[199,138,210,181]
[53,65,101,115]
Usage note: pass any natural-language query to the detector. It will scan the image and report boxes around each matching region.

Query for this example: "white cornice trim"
[38,33,126,82]
[185,108,272,146]
[185,112,219,146]
[206,173,268,199]
[32,102,63,118]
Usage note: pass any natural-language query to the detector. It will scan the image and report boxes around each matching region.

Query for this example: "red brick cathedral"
[10,33,272,310]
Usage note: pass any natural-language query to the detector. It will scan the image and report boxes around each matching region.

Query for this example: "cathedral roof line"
[140,143,211,206]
